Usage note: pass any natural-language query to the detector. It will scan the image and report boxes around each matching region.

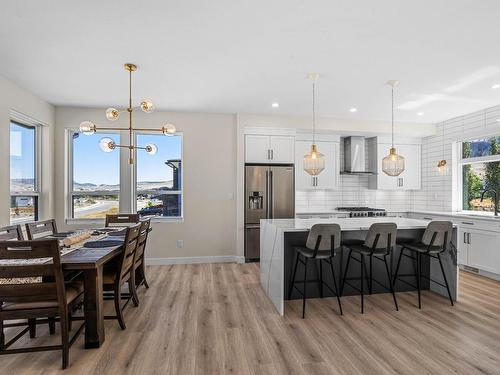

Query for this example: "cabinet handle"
[467,232,471,244]
[463,232,467,244]
[271,149,274,160]
[267,149,270,160]
[423,217,433,220]
[461,221,474,225]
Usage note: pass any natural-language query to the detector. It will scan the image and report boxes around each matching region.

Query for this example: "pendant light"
[303,73,325,176]
[437,121,448,173]
[382,80,405,176]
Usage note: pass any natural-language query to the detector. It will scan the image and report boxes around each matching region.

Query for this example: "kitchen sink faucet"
[480,189,499,216]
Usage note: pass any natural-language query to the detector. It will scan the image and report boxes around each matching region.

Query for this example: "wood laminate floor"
[1,264,499,374]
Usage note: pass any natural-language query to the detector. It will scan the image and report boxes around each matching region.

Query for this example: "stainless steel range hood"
[341,136,375,175]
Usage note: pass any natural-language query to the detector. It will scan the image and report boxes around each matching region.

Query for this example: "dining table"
[60,241,123,348]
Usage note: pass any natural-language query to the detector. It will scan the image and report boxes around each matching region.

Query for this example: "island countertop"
[260,217,446,232]
[260,217,459,315]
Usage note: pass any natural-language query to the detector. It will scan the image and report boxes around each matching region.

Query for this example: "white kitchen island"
[260,217,459,315]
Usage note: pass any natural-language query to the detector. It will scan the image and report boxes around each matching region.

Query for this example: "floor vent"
[463,265,479,274]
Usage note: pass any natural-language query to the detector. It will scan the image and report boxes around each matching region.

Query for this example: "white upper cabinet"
[368,138,421,190]
[245,135,294,164]
[295,140,339,190]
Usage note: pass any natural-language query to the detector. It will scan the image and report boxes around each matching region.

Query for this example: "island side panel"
[260,221,285,314]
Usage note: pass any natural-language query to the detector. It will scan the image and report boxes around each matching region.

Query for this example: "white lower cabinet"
[465,228,500,274]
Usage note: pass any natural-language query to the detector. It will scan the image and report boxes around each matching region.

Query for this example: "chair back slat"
[135,219,151,259]
[0,264,55,278]
[117,223,141,280]
[306,224,341,254]
[422,221,453,249]
[0,225,24,241]
[0,239,66,308]
[364,223,397,251]
[105,214,140,227]
[25,219,58,240]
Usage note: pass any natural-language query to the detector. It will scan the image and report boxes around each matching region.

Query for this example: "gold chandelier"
[79,63,176,164]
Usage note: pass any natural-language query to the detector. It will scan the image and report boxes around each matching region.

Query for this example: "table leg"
[83,266,104,349]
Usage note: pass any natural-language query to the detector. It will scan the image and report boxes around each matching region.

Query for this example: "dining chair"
[0,225,24,241]
[394,221,454,308]
[103,223,141,329]
[105,214,140,227]
[341,223,399,314]
[0,239,85,369]
[133,218,152,291]
[25,219,58,240]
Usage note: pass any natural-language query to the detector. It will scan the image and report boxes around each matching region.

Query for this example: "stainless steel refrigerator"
[245,165,295,261]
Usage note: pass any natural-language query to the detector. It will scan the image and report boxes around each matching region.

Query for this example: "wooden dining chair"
[25,219,58,240]
[104,214,140,227]
[0,225,24,241]
[103,223,141,329]
[0,239,85,369]
[133,218,152,291]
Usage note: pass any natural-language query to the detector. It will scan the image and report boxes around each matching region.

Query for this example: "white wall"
[0,75,55,227]
[54,107,238,262]
[412,104,500,212]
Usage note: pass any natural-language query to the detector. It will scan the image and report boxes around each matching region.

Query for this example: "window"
[460,135,500,211]
[10,121,38,223]
[136,133,183,218]
[70,131,120,219]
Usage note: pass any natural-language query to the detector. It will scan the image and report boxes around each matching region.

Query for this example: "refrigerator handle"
[265,170,269,219]
[269,170,273,218]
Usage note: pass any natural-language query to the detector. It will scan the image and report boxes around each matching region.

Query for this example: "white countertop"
[261,217,435,232]
[295,209,500,223]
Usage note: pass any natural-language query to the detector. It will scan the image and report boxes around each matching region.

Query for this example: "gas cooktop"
[337,207,387,217]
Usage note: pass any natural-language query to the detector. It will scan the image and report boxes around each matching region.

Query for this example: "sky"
[10,122,35,188]
[72,132,181,186]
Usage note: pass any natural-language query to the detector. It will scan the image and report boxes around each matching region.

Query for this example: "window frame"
[457,135,500,213]
[66,129,121,223]
[133,131,184,222]
[66,129,184,223]
[9,120,41,224]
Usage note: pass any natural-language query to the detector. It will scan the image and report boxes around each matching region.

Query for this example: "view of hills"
[11,179,174,192]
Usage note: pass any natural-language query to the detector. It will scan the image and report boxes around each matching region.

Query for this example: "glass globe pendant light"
[382,80,405,176]
[303,73,325,176]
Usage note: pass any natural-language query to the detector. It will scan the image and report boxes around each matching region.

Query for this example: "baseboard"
[146,255,245,265]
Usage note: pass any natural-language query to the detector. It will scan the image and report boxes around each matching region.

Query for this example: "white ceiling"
[1,0,500,124]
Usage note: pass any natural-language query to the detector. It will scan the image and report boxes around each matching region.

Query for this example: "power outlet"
[176,240,184,248]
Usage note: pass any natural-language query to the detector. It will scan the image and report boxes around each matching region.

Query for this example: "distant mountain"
[11,178,174,192]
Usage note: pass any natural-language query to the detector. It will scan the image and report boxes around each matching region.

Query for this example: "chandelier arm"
[312,80,316,145]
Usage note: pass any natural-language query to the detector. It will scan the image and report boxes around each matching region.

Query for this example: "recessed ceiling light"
[492,84,500,89]
[496,118,500,122]
[417,112,424,116]
[349,107,357,113]
[271,102,279,108]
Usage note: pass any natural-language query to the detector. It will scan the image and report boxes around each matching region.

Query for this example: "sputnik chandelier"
[79,63,176,164]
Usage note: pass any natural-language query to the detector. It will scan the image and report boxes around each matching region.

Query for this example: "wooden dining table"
[60,243,122,348]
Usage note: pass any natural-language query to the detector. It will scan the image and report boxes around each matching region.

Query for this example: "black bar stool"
[288,224,343,319]
[341,223,399,314]
[393,221,454,308]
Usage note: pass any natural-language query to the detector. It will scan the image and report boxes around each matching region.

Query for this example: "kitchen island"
[260,217,458,315]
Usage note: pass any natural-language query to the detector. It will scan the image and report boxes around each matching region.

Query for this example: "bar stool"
[393,221,454,308]
[341,223,399,314]
[288,224,343,319]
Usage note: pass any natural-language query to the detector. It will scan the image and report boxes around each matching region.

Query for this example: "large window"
[70,132,120,219]
[460,135,500,211]
[10,121,38,223]
[136,134,182,218]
